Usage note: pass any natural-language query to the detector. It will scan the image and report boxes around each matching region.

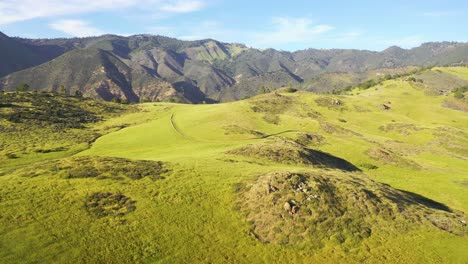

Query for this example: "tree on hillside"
[359,79,377,89]
[258,85,271,94]
[15,83,30,92]
[57,85,67,95]
[74,90,83,98]
[454,85,468,99]
[111,97,122,103]
[383,74,392,80]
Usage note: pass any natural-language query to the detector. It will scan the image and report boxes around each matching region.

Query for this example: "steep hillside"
[0,68,467,263]
[0,48,183,103]
[0,32,51,77]
[1,32,468,103]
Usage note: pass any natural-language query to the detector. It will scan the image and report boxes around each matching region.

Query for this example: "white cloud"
[160,0,204,13]
[144,18,423,51]
[249,17,334,48]
[150,18,334,49]
[168,17,334,49]
[50,19,104,37]
[169,20,240,42]
[0,0,141,25]
[0,0,206,25]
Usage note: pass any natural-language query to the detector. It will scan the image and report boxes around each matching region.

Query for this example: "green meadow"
[0,67,467,263]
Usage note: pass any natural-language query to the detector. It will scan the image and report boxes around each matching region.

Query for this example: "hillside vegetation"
[2,31,468,103]
[0,92,135,170]
[0,67,467,263]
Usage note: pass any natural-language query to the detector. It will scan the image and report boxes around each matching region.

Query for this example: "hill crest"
[1,32,468,103]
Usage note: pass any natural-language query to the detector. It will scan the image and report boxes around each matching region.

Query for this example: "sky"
[0,0,467,51]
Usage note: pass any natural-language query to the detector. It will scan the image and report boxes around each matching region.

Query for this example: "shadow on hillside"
[227,139,361,172]
[173,81,217,104]
[385,188,452,212]
[303,148,362,172]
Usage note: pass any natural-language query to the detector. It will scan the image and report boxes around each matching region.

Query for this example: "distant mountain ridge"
[1,31,468,103]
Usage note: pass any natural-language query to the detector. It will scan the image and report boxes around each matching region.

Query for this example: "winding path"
[170,113,307,142]
[170,113,193,140]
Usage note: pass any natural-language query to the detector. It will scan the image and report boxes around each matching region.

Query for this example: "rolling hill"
[1,31,468,103]
[0,67,467,263]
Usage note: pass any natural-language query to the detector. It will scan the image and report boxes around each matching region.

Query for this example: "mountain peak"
[0,31,8,40]
[2,33,468,103]
[383,45,406,56]
[384,45,403,51]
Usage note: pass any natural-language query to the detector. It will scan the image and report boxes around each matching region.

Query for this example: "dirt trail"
[170,113,306,142]
[170,114,194,140]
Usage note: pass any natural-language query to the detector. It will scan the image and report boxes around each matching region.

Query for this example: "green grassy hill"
[0,67,467,263]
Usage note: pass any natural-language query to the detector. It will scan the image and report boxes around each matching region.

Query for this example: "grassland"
[0,67,467,263]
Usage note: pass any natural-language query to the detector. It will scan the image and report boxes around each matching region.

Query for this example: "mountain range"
[1,31,468,103]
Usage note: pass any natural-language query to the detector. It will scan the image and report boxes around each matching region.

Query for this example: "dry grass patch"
[227,138,359,171]
[235,171,466,248]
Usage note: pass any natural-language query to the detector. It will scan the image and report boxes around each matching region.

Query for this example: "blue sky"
[0,0,467,51]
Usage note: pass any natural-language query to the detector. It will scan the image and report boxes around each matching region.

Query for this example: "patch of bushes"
[319,121,361,136]
[379,122,424,135]
[315,97,346,110]
[0,92,127,129]
[17,156,169,181]
[33,147,68,153]
[282,87,298,93]
[223,125,265,138]
[167,96,184,103]
[249,93,293,124]
[366,148,421,169]
[442,98,468,112]
[86,192,136,217]
[293,132,326,146]
[262,114,280,124]
[5,153,18,159]
[359,163,379,170]
[453,85,468,99]
[334,66,434,94]
[236,171,465,248]
[431,127,468,156]
[226,138,360,171]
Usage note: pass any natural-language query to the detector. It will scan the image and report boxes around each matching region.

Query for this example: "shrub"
[86,192,136,217]
[258,86,271,94]
[5,153,18,159]
[454,85,468,99]
[74,90,83,98]
[15,83,30,92]
[283,87,298,93]
[359,79,377,89]
[360,163,378,170]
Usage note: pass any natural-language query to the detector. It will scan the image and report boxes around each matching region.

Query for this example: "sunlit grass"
[1,69,467,263]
